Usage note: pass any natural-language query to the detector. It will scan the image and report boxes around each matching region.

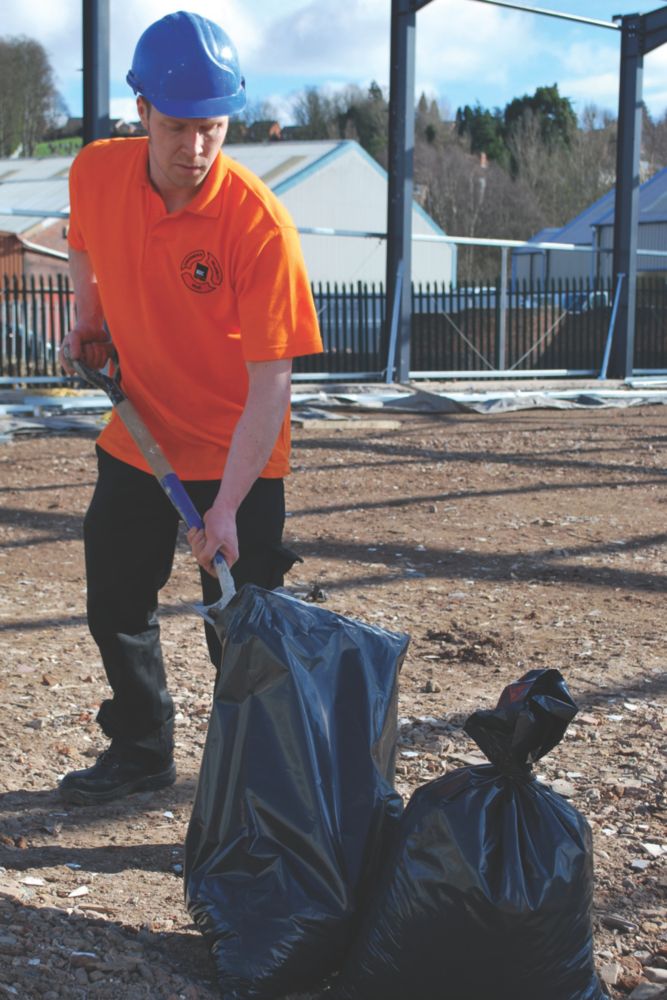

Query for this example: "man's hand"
[187,505,239,578]
[186,358,292,579]
[60,326,114,374]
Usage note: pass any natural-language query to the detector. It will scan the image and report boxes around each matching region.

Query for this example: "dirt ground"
[0,395,666,1000]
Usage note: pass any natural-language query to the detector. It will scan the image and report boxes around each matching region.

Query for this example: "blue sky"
[4,1,667,125]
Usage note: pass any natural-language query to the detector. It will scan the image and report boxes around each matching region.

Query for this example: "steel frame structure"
[80,0,667,381]
[386,1,667,381]
[83,0,109,145]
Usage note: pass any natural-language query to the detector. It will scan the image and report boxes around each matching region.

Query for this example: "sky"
[3,1,667,126]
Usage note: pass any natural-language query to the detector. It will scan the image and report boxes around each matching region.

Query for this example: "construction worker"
[58,11,322,805]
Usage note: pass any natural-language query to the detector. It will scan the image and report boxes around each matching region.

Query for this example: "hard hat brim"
[149,87,246,119]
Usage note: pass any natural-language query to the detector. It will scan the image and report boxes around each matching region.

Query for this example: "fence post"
[498,246,509,371]
[385,260,404,383]
[599,273,625,380]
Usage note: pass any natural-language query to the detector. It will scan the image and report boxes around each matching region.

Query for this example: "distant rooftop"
[516,165,667,254]
[0,141,349,237]
[0,158,72,236]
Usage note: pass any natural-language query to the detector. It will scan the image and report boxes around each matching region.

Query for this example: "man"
[58,11,323,805]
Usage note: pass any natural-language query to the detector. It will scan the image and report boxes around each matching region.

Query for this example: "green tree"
[504,84,577,150]
[416,93,450,146]
[338,81,389,163]
[0,36,64,156]
[455,103,508,165]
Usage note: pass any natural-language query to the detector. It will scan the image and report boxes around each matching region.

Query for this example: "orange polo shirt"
[67,138,322,480]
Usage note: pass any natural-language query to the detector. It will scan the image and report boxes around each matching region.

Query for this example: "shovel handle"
[68,347,235,601]
[162,475,236,597]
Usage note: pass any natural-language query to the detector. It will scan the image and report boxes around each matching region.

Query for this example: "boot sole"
[59,763,177,806]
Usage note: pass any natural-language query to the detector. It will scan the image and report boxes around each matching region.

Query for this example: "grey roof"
[0,157,71,235]
[0,142,347,237]
[520,166,667,250]
[0,139,446,242]
[223,140,343,188]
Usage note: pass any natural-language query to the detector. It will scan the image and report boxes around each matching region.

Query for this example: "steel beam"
[608,5,667,379]
[83,0,110,145]
[386,0,424,382]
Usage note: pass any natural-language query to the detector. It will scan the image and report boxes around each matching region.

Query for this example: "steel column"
[83,0,110,145]
[386,0,421,383]
[607,14,643,379]
[608,5,667,379]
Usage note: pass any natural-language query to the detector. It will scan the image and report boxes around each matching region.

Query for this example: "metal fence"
[1,273,666,382]
[1,274,73,380]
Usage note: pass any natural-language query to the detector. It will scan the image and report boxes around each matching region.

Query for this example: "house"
[512,167,667,285]
[0,139,455,288]
[0,157,70,281]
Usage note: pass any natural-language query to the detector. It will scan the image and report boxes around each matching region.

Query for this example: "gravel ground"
[0,397,666,999]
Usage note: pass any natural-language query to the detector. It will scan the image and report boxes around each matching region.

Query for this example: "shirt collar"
[137,142,227,219]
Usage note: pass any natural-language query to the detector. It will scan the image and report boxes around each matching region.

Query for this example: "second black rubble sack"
[184,584,409,1000]
[335,668,607,1000]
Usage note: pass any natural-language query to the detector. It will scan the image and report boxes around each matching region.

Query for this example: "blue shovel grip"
[161,473,203,531]
[161,473,233,587]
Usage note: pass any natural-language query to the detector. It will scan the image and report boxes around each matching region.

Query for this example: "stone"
[600,961,623,986]
[601,913,639,933]
[628,984,667,999]
[645,969,667,984]
[551,779,576,797]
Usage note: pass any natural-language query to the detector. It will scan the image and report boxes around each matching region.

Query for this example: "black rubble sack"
[184,584,409,1000]
[335,668,607,1000]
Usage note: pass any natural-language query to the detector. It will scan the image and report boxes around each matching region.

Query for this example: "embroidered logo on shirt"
[181,250,223,294]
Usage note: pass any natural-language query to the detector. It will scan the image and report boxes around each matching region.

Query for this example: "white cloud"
[417,0,535,87]
[110,96,141,122]
[559,72,619,114]
[2,0,82,93]
[644,46,667,119]
[250,0,388,79]
[558,34,667,118]
[2,0,666,122]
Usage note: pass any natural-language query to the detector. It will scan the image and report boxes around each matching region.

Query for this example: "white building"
[224,140,455,287]
[0,140,456,288]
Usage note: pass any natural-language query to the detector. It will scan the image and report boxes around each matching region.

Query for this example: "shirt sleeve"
[66,150,87,252]
[235,226,323,362]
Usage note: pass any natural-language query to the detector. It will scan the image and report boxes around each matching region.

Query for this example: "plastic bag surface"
[335,668,606,1000]
[184,585,409,1000]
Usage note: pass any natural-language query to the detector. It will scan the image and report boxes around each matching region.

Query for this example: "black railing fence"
[1,274,74,379]
[1,274,665,380]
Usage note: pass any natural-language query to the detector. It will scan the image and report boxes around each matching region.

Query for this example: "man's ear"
[137,95,150,129]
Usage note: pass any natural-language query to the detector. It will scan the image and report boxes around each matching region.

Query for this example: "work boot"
[59,744,176,805]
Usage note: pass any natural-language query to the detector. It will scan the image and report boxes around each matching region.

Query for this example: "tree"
[416,93,451,146]
[415,138,542,283]
[0,36,64,156]
[643,105,667,175]
[292,87,338,140]
[337,81,389,163]
[455,103,507,166]
[504,84,577,153]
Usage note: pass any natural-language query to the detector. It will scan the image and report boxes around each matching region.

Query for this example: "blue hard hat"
[126,11,246,118]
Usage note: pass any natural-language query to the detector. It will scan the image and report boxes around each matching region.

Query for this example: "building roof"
[517,166,667,254]
[594,166,667,227]
[0,158,71,235]
[224,140,344,190]
[0,139,446,240]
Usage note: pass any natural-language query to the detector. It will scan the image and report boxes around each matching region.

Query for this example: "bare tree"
[415,138,541,283]
[643,107,667,174]
[0,36,63,156]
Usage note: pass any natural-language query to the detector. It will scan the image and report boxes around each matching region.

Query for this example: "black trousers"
[83,447,296,764]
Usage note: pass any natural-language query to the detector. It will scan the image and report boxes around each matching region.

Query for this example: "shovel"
[67,348,236,623]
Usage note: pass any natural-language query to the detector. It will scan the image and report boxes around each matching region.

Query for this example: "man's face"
[137,97,229,197]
